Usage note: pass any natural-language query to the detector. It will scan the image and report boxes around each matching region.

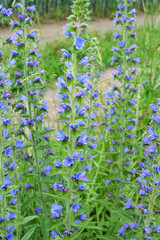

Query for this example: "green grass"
[41,23,160,84]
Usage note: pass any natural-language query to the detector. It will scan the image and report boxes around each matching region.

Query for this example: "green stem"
[144,184,157,235]
[10,120,21,240]
[65,51,77,231]
[118,0,128,177]
[0,122,6,236]
[86,131,107,203]
[22,0,48,238]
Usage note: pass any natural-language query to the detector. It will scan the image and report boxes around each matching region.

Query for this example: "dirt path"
[0,14,157,44]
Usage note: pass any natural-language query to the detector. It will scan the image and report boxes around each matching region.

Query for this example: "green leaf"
[97,236,118,240]
[21,227,36,240]
[32,130,48,142]
[43,192,67,200]
[41,216,50,240]
[49,221,62,230]
[14,216,38,226]
[21,195,39,211]
[37,144,51,150]
[112,210,133,221]
[72,222,103,230]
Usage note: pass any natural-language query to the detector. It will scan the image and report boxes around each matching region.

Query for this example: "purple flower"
[118,227,125,237]
[74,36,85,49]
[24,183,33,189]
[106,180,111,185]
[53,183,65,191]
[77,183,86,190]
[26,5,36,11]
[4,234,14,240]
[15,140,24,149]
[6,212,15,220]
[27,31,36,38]
[34,207,42,213]
[9,198,17,205]
[150,104,158,112]
[79,56,89,65]
[61,49,71,58]
[78,212,87,220]
[56,129,69,142]
[76,131,87,145]
[54,159,62,168]
[118,3,125,10]
[72,171,88,181]
[71,203,81,212]
[77,73,88,84]
[63,156,74,167]
[41,165,52,175]
[1,8,13,17]
[63,26,72,37]
[4,147,12,157]
[51,230,59,239]
[18,14,26,20]
[7,226,14,233]
[51,203,63,218]
[125,199,134,209]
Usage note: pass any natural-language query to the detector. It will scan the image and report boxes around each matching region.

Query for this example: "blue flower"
[51,203,63,218]
[61,49,71,58]
[51,230,59,238]
[9,197,17,205]
[4,177,12,186]
[56,129,69,142]
[77,183,86,190]
[71,203,81,212]
[26,5,36,11]
[1,8,13,17]
[15,140,24,149]
[78,212,87,220]
[63,26,72,37]
[6,212,15,220]
[63,156,74,167]
[34,207,42,213]
[41,165,51,175]
[150,104,158,112]
[74,36,85,49]
[79,56,89,65]
[7,226,14,233]
[106,180,111,185]
[4,234,14,240]
[54,159,62,168]
[125,199,134,209]
[0,101,7,110]
[118,227,125,237]
[27,30,36,38]
[76,131,87,145]
[77,73,88,84]
[4,147,12,157]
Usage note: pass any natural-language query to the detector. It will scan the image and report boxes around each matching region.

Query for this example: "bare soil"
[0,14,156,44]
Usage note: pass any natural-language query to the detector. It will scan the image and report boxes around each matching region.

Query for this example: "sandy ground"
[0,14,158,43]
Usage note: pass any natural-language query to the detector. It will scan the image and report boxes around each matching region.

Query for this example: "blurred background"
[1,0,159,20]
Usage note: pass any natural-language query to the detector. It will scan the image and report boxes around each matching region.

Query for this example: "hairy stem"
[144,184,157,235]
[22,0,48,238]
[0,123,6,236]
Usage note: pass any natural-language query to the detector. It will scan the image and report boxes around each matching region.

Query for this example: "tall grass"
[1,0,160,19]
